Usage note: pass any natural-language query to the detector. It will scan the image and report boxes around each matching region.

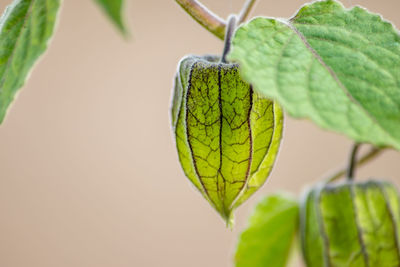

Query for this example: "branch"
[175,0,260,40]
[238,0,259,24]
[324,147,384,183]
[175,0,226,40]
[347,143,361,180]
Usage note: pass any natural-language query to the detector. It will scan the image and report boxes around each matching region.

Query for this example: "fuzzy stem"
[221,15,237,63]
[175,0,226,40]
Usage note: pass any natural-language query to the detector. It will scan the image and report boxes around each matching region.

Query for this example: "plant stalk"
[175,0,226,40]
[325,147,383,183]
[175,0,259,40]
[238,0,259,24]
[221,15,237,63]
[347,143,361,180]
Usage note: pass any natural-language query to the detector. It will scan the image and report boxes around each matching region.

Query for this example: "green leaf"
[235,194,299,267]
[94,0,128,36]
[0,0,61,124]
[172,55,283,225]
[229,0,400,150]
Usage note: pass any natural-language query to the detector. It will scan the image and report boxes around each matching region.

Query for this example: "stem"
[221,15,237,63]
[238,0,259,24]
[175,0,260,40]
[175,0,227,40]
[347,143,361,180]
[324,147,384,183]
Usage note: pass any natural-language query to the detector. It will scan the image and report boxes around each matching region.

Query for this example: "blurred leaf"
[94,0,128,36]
[235,194,299,267]
[0,0,61,124]
[229,0,400,150]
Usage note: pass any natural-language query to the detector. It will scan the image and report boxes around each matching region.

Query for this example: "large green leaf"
[229,0,400,150]
[94,0,128,36]
[0,0,61,124]
[235,194,299,267]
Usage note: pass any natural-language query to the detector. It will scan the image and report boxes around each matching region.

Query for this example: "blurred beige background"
[0,0,399,266]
